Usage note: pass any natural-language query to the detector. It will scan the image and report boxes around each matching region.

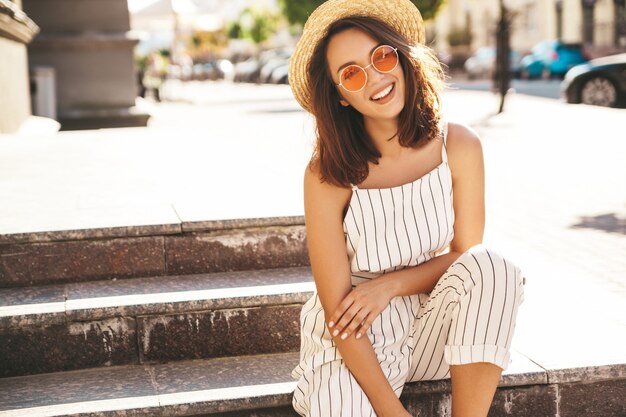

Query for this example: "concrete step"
[0,267,314,378]
[0,218,307,288]
[0,350,623,417]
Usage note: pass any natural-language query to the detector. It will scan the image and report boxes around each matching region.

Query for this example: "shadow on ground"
[572,212,626,235]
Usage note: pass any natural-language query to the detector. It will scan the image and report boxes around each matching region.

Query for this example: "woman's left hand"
[327,278,395,340]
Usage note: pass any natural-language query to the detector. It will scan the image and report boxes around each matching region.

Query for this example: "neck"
[364,117,402,158]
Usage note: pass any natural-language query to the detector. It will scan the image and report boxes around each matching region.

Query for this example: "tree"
[238,8,281,44]
[278,0,324,26]
[227,21,243,39]
[278,0,444,26]
[412,0,445,21]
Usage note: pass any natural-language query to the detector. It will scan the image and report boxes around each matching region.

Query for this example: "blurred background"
[1,0,626,134]
[0,2,625,415]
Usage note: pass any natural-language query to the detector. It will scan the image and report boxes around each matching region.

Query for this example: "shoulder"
[446,121,482,153]
[304,162,352,215]
[444,121,484,175]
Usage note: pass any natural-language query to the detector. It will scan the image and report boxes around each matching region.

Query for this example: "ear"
[339,99,350,107]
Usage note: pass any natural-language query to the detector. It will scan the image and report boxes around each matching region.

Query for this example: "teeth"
[371,84,394,100]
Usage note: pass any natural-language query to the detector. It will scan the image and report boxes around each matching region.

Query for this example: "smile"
[370,83,395,101]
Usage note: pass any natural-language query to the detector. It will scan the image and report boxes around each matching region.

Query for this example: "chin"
[365,101,405,120]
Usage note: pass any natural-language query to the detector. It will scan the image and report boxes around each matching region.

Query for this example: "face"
[326,28,405,122]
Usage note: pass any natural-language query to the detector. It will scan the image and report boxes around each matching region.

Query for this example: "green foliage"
[187,29,228,58]
[238,8,280,44]
[134,54,149,73]
[414,0,445,21]
[277,0,324,25]
[277,0,445,25]
[227,21,243,39]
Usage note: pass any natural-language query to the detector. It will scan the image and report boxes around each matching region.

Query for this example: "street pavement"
[1,78,625,373]
[448,77,563,100]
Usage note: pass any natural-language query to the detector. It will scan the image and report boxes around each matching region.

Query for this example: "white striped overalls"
[292,120,525,416]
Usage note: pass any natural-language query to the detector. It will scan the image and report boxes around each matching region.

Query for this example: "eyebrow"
[336,43,383,75]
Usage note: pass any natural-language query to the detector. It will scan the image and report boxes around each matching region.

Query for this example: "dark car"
[520,40,590,79]
[561,53,626,108]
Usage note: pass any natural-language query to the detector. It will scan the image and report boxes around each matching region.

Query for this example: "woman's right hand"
[328,274,395,340]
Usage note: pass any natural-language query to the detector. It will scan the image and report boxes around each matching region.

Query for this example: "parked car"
[269,61,289,84]
[463,47,522,79]
[259,57,289,83]
[191,62,222,81]
[258,47,292,83]
[520,40,590,80]
[561,53,626,108]
[233,58,261,83]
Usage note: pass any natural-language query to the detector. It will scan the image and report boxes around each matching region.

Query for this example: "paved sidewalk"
[1,80,625,376]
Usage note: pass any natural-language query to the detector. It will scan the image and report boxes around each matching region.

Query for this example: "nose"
[365,63,384,86]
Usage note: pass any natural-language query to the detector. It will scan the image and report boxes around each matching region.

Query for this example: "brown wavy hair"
[308,16,448,187]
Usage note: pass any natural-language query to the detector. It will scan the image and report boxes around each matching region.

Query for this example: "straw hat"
[288,0,426,113]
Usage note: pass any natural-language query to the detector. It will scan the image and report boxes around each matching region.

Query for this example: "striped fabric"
[292,121,525,416]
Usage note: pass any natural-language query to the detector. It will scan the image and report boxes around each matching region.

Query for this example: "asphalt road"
[448,77,563,100]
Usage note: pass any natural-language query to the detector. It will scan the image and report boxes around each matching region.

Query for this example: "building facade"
[431,0,626,56]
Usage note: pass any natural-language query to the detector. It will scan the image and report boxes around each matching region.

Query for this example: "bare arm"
[329,122,486,339]
[303,164,411,417]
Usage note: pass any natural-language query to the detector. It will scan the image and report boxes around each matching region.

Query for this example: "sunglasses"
[336,45,399,93]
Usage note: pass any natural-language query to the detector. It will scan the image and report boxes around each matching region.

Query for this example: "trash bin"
[30,66,57,120]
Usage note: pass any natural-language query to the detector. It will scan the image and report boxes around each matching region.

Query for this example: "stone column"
[562,0,583,43]
[0,0,39,133]
[22,0,150,130]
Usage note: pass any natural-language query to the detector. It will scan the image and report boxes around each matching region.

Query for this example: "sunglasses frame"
[335,45,399,93]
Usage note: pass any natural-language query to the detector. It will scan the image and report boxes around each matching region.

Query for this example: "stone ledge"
[0,223,182,245]
[182,215,305,233]
[0,267,314,377]
[0,215,304,245]
[58,107,151,131]
[0,266,314,328]
[0,225,309,288]
[0,351,623,417]
[0,236,167,288]
[547,362,626,384]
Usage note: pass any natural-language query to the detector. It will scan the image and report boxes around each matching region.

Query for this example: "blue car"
[521,40,590,80]
[561,53,626,108]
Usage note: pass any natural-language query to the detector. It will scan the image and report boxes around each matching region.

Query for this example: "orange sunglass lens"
[341,65,367,91]
[373,46,398,72]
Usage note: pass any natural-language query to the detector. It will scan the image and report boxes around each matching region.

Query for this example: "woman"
[287,1,525,416]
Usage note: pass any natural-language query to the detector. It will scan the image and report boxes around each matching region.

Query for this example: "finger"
[332,303,362,337]
[355,314,374,339]
[339,310,369,340]
[328,295,355,328]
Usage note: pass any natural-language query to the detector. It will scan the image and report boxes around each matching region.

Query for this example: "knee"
[457,245,524,290]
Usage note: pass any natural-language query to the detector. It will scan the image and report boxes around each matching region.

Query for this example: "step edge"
[0,381,297,417]
[1,351,624,416]
[4,371,625,416]
[0,282,316,329]
[0,216,305,245]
